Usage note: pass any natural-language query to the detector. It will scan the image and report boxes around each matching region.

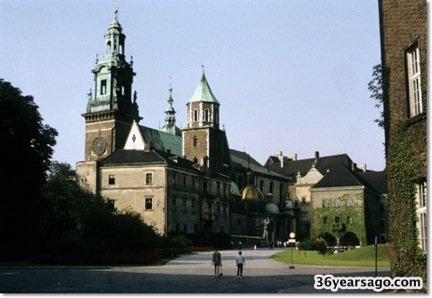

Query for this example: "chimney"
[314,151,319,161]
[359,164,367,172]
[351,162,357,171]
[274,151,284,167]
[288,153,297,161]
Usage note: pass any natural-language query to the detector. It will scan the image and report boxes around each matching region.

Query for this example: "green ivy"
[310,194,366,246]
[386,123,427,289]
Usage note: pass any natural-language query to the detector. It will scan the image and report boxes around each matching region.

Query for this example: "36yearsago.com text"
[314,274,423,292]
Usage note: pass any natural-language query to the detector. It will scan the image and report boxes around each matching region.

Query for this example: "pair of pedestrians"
[212,250,246,278]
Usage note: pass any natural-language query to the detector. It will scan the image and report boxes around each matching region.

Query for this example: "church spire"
[160,78,181,136]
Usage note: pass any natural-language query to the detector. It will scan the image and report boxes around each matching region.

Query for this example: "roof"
[139,125,182,156]
[100,148,200,172]
[230,149,288,180]
[265,153,356,183]
[311,162,387,195]
[188,73,220,104]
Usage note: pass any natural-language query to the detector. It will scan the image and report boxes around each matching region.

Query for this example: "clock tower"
[82,9,141,161]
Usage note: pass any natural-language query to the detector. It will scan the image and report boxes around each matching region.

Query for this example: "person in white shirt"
[235,251,245,278]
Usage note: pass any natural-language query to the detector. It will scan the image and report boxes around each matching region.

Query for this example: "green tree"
[368,64,385,128]
[0,79,57,259]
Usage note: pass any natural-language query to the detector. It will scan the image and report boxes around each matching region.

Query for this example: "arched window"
[204,109,209,122]
[193,109,198,122]
[193,136,198,147]
[106,41,112,54]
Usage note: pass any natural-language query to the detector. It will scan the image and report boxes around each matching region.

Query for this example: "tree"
[368,64,385,128]
[0,79,57,259]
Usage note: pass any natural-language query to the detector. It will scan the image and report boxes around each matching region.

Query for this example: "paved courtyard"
[0,248,390,293]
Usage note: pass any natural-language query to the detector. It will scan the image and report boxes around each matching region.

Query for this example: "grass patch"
[271,244,390,267]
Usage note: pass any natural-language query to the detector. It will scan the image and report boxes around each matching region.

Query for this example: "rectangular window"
[145,173,153,185]
[347,216,352,224]
[191,200,196,214]
[145,198,152,210]
[172,173,177,186]
[101,79,107,95]
[108,175,115,185]
[406,42,423,117]
[216,205,221,217]
[223,205,227,218]
[203,181,208,193]
[172,198,176,211]
[335,216,340,224]
[323,216,328,224]
[334,198,340,208]
[301,212,308,222]
[182,200,187,213]
[322,198,328,208]
[192,178,196,190]
[346,197,353,207]
[216,182,221,194]
[183,176,187,188]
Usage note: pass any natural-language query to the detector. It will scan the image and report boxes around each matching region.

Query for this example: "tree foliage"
[368,64,385,128]
[0,79,57,259]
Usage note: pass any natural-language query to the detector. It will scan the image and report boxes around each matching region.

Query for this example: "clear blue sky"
[0,0,385,170]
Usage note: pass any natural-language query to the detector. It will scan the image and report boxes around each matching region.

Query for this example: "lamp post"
[289,232,295,269]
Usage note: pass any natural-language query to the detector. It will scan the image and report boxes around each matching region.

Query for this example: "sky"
[0,0,385,171]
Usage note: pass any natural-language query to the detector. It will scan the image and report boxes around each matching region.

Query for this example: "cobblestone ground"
[0,248,390,294]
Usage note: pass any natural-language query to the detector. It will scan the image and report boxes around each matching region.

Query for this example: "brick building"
[378,0,427,280]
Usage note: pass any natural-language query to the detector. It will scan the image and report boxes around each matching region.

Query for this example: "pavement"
[0,248,390,294]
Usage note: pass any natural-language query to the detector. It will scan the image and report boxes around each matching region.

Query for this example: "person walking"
[212,248,222,278]
[236,251,245,279]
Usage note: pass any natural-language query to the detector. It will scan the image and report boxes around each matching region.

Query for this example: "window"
[101,79,107,95]
[322,198,328,208]
[207,202,212,215]
[108,175,115,185]
[183,176,187,188]
[223,205,227,218]
[172,173,177,186]
[346,197,353,207]
[335,216,340,224]
[203,181,208,193]
[191,200,196,214]
[334,198,340,208]
[216,182,221,194]
[145,173,153,185]
[347,216,352,224]
[406,42,423,117]
[193,136,198,147]
[204,109,209,122]
[192,178,196,190]
[216,205,221,217]
[193,109,198,122]
[145,198,152,210]
[172,199,176,211]
[184,225,188,233]
[301,212,308,222]
[416,180,427,208]
[182,200,187,213]
[323,216,328,224]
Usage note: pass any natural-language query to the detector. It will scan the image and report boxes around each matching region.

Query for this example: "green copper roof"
[188,73,220,104]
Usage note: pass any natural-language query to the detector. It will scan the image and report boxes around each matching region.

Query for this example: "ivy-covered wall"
[310,194,367,246]
[386,123,427,282]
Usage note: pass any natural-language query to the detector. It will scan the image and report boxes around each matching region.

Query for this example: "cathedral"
[76,11,296,247]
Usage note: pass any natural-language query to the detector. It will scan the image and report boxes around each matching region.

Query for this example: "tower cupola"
[186,69,220,129]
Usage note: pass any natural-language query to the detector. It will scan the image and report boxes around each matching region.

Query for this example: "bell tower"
[182,70,232,176]
[82,9,141,161]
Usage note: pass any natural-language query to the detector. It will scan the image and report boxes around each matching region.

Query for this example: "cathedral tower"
[182,71,232,176]
[82,9,141,161]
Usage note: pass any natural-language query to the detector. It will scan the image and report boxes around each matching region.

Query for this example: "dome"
[241,185,265,201]
[281,193,295,211]
[265,202,280,214]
